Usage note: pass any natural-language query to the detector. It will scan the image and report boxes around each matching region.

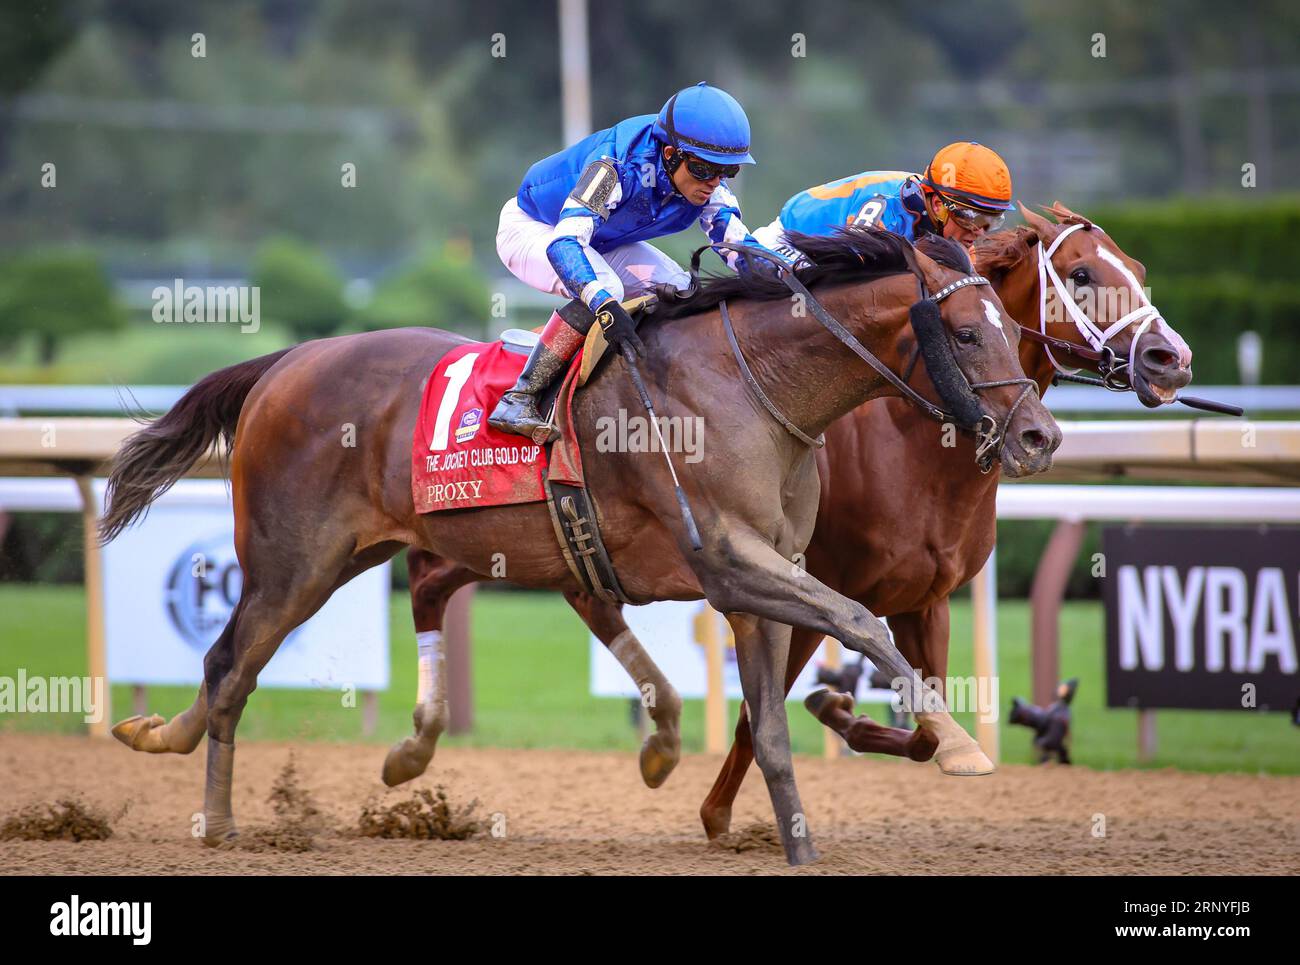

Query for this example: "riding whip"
[617,341,704,552]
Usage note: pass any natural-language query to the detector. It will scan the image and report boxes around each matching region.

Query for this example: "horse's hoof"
[111,714,166,752]
[381,739,433,787]
[700,805,732,840]
[202,830,238,849]
[202,815,238,848]
[935,743,996,776]
[785,838,821,867]
[804,688,854,725]
[916,712,996,776]
[639,731,680,789]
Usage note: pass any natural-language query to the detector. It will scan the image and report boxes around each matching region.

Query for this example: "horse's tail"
[99,347,294,543]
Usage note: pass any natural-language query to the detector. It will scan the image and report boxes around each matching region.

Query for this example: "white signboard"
[101,482,389,690]
[590,600,831,701]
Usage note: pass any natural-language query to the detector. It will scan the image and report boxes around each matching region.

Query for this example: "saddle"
[531,293,659,606]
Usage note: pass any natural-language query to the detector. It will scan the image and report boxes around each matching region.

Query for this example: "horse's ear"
[1045,200,1092,228]
[910,245,948,294]
[1019,201,1055,242]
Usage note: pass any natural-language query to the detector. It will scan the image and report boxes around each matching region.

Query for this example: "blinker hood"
[909,299,985,429]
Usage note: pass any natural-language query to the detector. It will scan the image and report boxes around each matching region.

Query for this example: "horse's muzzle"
[997,400,1062,478]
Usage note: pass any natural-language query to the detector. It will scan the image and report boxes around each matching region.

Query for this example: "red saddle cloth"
[412,342,549,513]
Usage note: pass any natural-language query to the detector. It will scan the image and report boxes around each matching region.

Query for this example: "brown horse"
[699,203,1193,836]
[102,227,1059,865]
[400,203,1193,839]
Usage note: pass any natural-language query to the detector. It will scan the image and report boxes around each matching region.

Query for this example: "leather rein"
[685,241,1038,473]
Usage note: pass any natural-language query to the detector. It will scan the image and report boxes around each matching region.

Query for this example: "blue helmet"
[652,82,755,166]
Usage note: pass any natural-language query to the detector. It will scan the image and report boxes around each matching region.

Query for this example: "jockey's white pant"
[496,197,692,303]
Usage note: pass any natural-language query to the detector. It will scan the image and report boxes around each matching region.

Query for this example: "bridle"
[682,240,1039,474]
[1016,221,1167,392]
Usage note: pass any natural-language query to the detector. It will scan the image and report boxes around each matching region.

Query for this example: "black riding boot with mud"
[488,340,570,443]
[490,299,595,444]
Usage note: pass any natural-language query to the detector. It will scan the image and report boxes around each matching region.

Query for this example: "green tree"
[0,249,125,364]
[251,236,347,340]
[360,242,490,336]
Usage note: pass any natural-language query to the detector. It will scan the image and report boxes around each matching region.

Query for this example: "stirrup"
[489,393,556,444]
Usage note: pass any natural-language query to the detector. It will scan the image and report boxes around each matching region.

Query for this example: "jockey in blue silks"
[489,82,774,442]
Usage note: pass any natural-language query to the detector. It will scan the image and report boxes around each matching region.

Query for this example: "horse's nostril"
[1019,428,1050,453]
[1141,346,1179,370]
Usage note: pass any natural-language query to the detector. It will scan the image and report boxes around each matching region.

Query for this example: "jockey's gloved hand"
[594,298,645,359]
[732,244,790,283]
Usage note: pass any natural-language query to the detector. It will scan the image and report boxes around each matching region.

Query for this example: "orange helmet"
[921,141,1013,212]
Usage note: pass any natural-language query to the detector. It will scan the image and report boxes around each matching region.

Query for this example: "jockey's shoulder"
[800,170,918,201]
[563,115,662,173]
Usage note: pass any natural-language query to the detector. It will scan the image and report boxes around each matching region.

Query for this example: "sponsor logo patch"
[455,407,483,444]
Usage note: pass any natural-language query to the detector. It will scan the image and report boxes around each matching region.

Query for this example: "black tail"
[99,348,294,543]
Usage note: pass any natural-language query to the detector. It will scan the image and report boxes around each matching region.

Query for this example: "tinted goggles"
[939,196,1006,231]
[682,154,740,182]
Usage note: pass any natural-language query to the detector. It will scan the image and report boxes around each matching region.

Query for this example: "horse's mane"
[658,226,971,320]
[975,201,1092,281]
[915,233,972,273]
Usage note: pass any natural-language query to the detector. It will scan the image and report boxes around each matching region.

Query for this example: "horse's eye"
[1070,267,1091,285]
[955,328,977,344]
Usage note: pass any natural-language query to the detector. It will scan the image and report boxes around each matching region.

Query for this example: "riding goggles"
[682,153,740,182]
[938,196,1006,231]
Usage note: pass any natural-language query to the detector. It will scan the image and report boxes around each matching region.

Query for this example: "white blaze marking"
[1095,244,1147,303]
[981,298,1010,347]
[1095,242,1192,366]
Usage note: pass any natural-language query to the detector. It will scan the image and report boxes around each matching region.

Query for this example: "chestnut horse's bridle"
[1014,221,1160,391]
[685,240,1039,473]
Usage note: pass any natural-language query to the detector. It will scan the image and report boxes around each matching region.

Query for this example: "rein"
[692,241,1037,473]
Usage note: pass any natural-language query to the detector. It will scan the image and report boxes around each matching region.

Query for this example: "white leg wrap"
[608,629,674,714]
[416,630,444,707]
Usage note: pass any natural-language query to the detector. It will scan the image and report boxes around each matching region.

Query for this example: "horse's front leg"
[725,612,817,865]
[807,604,951,763]
[696,532,992,781]
[699,624,823,840]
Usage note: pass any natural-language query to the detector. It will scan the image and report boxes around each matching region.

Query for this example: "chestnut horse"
[102,228,1059,865]
[399,203,1193,840]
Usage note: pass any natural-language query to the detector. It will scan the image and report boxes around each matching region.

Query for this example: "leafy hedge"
[1085,197,1300,383]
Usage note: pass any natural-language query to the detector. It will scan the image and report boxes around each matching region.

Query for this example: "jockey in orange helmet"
[753,141,1014,261]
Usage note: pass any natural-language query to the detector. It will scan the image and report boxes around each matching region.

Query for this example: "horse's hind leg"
[382,550,476,787]
[112,681,208,754]
[201,539,377,845]
[565,590,682,788]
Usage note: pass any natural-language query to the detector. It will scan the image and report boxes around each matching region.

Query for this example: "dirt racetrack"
[2,734,1296,875]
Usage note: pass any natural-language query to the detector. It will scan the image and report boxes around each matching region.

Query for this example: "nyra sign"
[1103,526,1299,711]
